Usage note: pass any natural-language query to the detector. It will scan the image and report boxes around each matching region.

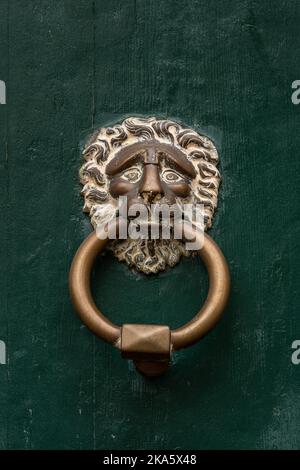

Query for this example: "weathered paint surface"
[0,0,300,450]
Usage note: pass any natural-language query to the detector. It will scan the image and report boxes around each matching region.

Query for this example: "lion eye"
[121,167,142,183]
[161,169,184,184]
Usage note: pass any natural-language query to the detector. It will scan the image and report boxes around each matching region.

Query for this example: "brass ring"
[69,220,230,355]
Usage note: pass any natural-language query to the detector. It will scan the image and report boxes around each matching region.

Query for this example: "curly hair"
[79,116,220,231]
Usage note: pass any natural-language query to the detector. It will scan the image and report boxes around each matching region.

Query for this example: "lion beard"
[90,200,201,274]
[109,237,189,275]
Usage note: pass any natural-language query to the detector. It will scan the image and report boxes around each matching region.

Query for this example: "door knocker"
[69,117,230,376]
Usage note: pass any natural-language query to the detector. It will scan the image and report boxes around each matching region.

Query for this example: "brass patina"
[69,117,230,376]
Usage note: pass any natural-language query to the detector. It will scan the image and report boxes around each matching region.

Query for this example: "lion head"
[79,117,220,274]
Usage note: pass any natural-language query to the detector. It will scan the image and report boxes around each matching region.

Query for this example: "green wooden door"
[1,0,300,450]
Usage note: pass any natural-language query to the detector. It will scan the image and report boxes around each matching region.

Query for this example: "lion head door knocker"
[69,117,230,376]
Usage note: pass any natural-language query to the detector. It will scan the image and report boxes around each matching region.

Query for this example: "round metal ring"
[69,220,230,352]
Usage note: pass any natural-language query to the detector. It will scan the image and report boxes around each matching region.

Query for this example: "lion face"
[79,117,220,274]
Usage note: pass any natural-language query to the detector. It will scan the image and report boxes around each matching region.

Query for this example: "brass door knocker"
[69,117,230,377]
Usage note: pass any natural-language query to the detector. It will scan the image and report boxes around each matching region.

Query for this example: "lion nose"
[139,164,164,198]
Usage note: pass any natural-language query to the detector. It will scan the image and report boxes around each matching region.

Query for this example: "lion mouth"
[123,202,178,239]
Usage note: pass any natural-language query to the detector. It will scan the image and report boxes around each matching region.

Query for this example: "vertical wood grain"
[0,0,300,450]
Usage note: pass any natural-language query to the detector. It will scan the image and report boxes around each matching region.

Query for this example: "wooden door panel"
[0,0,300,450]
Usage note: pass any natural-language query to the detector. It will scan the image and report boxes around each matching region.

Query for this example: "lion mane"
[79,117,221,273]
